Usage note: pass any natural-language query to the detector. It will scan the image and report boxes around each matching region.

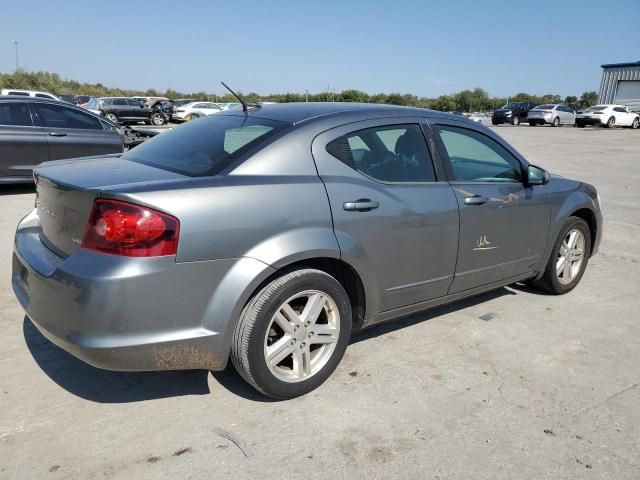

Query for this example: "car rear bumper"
[11,210,242,372]
[576,117,603,126]
[527,115,552,124]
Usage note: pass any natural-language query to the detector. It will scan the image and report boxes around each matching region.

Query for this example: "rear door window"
[435,125,522,182]
[0,102,33,126]
[326,124,436,183]
[34,103,103,130]
[124,115,288,176]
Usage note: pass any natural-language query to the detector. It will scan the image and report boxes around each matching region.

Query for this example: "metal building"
[599,61,640,108]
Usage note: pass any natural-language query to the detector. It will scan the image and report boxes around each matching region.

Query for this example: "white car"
[172,102,223,121]
[576,104,639,129]
[0,88,61,101]
[468,112,492,126]
[528,104,576,127]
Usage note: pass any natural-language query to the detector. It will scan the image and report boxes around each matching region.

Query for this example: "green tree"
[564,95,578,105]
[578,91,598,108]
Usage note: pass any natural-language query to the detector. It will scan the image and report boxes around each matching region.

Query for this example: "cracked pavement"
[0,125,639,479]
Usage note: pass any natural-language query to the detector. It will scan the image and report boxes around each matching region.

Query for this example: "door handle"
[343,199,380,212]
[49,132,68,137]
[464,195,488,205]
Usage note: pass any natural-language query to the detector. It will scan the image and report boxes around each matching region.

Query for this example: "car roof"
[0,95,62,102]
[217,102,439,125]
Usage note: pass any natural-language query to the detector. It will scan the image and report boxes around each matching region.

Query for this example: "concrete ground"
[0,125,639,479]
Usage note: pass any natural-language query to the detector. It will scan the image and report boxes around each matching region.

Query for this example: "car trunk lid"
[34,155,187,257]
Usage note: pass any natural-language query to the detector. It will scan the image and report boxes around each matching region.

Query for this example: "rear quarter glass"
[123,115,288,176]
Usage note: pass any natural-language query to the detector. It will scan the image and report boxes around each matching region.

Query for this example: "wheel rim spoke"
[309,324,338,344]
[266,335,294,367]
[292,347,312,379]
[281,303,302,326]
[563,257,573,280]
[273,311,295,334]
[300,293,326,327]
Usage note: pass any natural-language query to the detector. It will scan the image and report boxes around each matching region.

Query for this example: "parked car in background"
[172,101,223,121]
[76,95,94,107]
[468,112,492,126]
[220,102,242,111]
[91,97,167,125]
[57,94,76,104]
[0,96,122,183]
[575,105,640,129]
[492,102,538,126]
[527,104,576,127]
[0,89,61,101]
[171,98,195,109]
[12,103,602,399]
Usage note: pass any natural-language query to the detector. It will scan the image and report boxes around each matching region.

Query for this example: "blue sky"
[1,0,639,98]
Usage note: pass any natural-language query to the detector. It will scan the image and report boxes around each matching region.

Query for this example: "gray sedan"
[12,103,602,399]
[0,96,123,183]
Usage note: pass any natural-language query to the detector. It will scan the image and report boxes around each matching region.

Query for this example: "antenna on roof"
[220,81,260,112]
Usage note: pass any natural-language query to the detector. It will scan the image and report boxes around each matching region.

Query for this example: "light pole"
[305,89,309,102]
[12,40,19,72]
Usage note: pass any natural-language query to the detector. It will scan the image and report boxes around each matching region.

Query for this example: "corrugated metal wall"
[599,66,640,103]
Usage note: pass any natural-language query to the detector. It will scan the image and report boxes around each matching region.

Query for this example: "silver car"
[12,103,602,399]
[528,104,576,127]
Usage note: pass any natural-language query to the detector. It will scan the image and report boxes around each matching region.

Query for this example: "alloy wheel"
[263,290,340,383]
[556,229,585,285]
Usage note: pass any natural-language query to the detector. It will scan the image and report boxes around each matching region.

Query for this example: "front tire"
[631,117,639,129]
[531,217,591,295]
[231,269,352,399]
[105,112,119,123]
[511,115,520,126]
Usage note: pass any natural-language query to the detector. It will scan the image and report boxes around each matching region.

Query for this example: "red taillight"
[82,199,179,257]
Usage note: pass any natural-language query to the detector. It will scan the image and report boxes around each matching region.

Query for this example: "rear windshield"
[535,104,555,110]
[586,106,607,111]
[124,115,288,176]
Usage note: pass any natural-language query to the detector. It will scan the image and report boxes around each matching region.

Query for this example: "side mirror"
[527,165,550,186]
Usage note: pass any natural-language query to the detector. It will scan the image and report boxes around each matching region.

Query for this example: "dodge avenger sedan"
[12,103,602,399]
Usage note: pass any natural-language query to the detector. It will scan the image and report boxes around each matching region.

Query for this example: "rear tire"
[231,268,352,399]
[552,117,560,127]
[605,116,615,128]
[530,217,591,295]
[105,112,119,123]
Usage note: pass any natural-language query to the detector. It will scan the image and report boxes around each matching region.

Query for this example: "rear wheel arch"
[244,257,367,332]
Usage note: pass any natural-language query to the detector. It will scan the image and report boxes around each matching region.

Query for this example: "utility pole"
[305,89,308,102]
[12,40,19,72]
